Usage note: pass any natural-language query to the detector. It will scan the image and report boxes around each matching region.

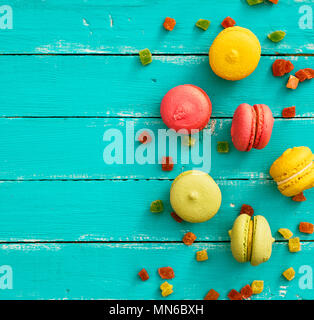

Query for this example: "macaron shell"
[170,170,221,223]
[230,214,251,263]
[251,216,274,266]
[231,103,256,151]
[253,104,274,150]
[160,85,212,133]
[209,26,261,81]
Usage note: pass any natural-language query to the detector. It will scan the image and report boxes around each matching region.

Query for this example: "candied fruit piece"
[295,68,314,82]
[160,281,173,297]
[240,204,254,217]
[288,237,301,253]
[286,75,299,89]
[283,267,295,281]
[139,48,152,66]
[163,17,176,31]
[183,232,197,246]
[292,192,307,202]
[221,17,236,28]
[204,289,220,300]
[272,59,294,77]
[182,136,196,147]
[138,268,149,281]
[150,200,164,213]
[282,106,296,118]
[251,280,264,294]
[278,228,293,239]
[161,156,174,171]
[217,141,230,153]
[299,222,314,234]
[228,230,232,238]
[268,31,286,42]
[269,0,279,3]
[158,267,175,280]
[196,19,211,31]
[247,0,263,5]
[170,211,183,223]
[138,131,152,144]
[228,289,242,300]
[241,285,253,299]
[196,249,208,262]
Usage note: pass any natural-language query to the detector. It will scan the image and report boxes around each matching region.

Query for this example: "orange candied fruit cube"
[196,249,208,262]
[138,268,149,281]
[170,211,183,223]
[161,156,174,171]
[221,16,236,28]
[282,106,296,118]
[158,267,175,280]
[292,192,306,202]
[286,75,299,89]
[240,204,254,217]
[268,0,279,4]
[204,289,220,300]
[163,17,176,31]
[182,232,197,246]
[228,289,242,300]
[299,222,314,234]
[241,284,253,299]
[138,131,152,144]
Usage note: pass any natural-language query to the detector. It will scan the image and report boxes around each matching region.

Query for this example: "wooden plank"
[0,242,312,300]
[0,180,312,242]
[1,0,313,54]
[0,55,313,117]
[0,118,313,180]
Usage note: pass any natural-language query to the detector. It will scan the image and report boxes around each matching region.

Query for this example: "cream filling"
[277,161,313,186]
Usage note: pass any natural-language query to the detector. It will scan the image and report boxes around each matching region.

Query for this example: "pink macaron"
[231,103,274,152]
[160,85,212,133]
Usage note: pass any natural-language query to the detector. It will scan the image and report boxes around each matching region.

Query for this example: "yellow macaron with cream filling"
[230,214,274,266]
[270,146,314,197]
[209,26,261,81]
[170,170,221,223]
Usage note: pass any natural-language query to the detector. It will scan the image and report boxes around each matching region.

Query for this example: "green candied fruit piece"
[150,200,164,213]
[217,141,230,153]
[195,19,211,31]
[268,31,286,43]
[182,136,196,147]
[247,0,264,5]
[139,48,152,66]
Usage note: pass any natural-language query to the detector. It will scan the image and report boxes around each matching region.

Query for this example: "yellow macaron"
[230,214,274,266]
[170,170,221,223]
[209,26,261,81]
[270,146,314,197]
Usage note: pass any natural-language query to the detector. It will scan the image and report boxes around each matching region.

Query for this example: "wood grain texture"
[1,0,313,54]
[0,55,313,117]
[0,180,312,242]
[0,118,313,180]
[0,242,313,300]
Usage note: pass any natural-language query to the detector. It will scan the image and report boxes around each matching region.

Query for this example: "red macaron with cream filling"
[231,103,274,152]
[160,85,212,133]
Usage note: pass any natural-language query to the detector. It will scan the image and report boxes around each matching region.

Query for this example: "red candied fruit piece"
[299,222,314,234]
[240,204,254,217]
[295,68,314,82]
[269,0,279,4]
[138,131,152,144]
[171,211,183,223]
[221,17,236,29]
[282,106,296,118]
[204,289,220,300]
[162,156,174,171]
[158,267,175,279]
[163,17,176,31]
[272,59,294,77]
[138,268,149,281]
[228,289,242,300]
[292,192,307,202]
[240,285,253,299]
[183,232,197,246]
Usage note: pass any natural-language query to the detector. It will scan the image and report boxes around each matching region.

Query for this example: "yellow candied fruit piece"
[160,281,173,297]
[161,287,173,297]
[182,136,196,147]
[283,267,295,281]
[288,237,301,253]
[251,280,264,294]
[196,249,208,262]
[278,228,293,239]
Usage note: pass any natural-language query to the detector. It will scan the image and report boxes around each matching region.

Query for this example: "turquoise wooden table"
[0,0,313,300]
